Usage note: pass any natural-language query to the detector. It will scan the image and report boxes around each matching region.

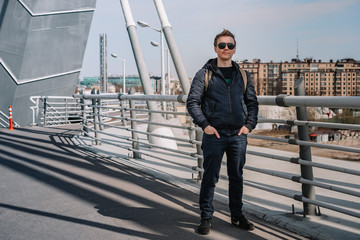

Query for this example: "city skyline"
[81,0,360,80]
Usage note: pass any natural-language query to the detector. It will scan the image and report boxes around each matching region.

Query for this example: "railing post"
[35,98,40,125]
[80,97,89,136]
[91,89,101,145]
[188,121,195,144]
[294,77,316,216]
[129,87,141,159]
[65,98,68,123]
[43,97,47,126]
[80,91,89,136]
[120,100,126,126]
[195,129,203,180]
[97,89,104,130]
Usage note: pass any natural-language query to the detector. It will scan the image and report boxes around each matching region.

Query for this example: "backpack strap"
[239,69,247,93]
[205,68,247,93]
[204,69,213,91]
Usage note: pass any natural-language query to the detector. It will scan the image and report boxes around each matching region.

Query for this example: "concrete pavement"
[75,122,360,240]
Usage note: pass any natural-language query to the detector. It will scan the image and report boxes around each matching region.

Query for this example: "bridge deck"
[0,125,309,240]
[76,123,360,240]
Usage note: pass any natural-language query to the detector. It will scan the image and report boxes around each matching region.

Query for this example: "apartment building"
[238,58,360,96]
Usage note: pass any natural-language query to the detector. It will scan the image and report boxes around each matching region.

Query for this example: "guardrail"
[71,89,360,220]
[30,96,88,126]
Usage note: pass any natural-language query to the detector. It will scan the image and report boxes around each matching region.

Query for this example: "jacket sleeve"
[244,71,259,131]
[186,69,210,130]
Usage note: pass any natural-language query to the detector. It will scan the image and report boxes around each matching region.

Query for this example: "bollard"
[8,106,14,130]
[294,76,316,216]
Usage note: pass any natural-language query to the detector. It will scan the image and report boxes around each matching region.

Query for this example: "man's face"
[214,36,236,61]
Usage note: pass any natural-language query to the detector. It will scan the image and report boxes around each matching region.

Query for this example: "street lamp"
[137,20,165,97]
[111,53,126,94]
[151,41,171,95]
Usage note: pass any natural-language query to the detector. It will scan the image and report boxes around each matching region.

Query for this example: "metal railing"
[30,90,360,220]
[70,90,360,220]
[30,96,87,126]
[0,111,20,128]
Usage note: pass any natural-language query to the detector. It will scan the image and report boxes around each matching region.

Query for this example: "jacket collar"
[205,58,239,72]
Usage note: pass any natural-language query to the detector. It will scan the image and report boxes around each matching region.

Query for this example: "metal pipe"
[43,98,47,126]
[91,89,101,145]
[294,77,316,216]
[74,93,188,103]
[128,148,196,171]
[129,138,195,157]
[297,159,360,176]
[195,130,203,179]
[296,177,360,197]
[258,95,360,108]
[296,139,360,154]
[258,118,360,131]
[118,0,157,110]
[96,89,104,130]
[129,88,141,159]
[299,196,360,219]
[127,128,194,143]
[153,0,190,95]
[119,100,126,126]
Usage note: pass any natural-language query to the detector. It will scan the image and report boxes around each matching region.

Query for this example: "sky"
[80,0,360,80]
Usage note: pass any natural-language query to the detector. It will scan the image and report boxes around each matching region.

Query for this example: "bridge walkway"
[0,125,307,240]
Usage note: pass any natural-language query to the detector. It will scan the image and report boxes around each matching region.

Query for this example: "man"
[186,29,259,235]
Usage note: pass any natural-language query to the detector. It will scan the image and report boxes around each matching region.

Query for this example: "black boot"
[231,216,255,230]
[197,218,212,235]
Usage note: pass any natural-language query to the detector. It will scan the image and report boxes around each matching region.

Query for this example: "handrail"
[74,93,360,109]
[0,111,20,128]
[34,93,360,220]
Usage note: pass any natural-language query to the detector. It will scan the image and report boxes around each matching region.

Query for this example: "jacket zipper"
[227,84,232,123]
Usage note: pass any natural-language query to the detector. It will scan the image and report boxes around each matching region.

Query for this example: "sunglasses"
[217,42,236,50]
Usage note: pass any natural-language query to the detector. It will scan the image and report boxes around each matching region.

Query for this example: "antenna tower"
[296,38,299,60]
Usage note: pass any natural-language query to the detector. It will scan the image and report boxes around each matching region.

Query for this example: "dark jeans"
[200,132,247,219]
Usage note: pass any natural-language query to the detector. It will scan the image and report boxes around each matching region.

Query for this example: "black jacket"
[186,58,259,133]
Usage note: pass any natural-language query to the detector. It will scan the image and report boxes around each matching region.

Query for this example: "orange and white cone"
[9,106,14,130]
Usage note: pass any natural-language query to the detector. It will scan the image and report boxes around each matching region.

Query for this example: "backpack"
[204,68,247,93]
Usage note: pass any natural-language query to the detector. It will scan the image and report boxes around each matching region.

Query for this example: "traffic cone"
[9,106,14,130]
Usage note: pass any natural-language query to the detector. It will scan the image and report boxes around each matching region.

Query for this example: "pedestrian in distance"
[186,29,259,235]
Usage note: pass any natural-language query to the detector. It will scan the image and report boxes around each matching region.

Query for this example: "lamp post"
[150,41,171,95]
[166,48,171,95]
[137,20,165,97]
[111,53,126,93]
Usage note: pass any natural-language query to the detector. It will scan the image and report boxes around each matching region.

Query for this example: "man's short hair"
[214,29,236,46]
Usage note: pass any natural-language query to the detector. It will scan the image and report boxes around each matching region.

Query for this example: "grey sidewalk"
[0,126,306,240]
[76,123,360,240]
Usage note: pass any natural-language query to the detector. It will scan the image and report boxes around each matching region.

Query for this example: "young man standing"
[186,29,259,235]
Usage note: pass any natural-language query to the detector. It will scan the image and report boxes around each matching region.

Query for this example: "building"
[81,75,142,92]
[0,0,96,126]
[238,58,360,96]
